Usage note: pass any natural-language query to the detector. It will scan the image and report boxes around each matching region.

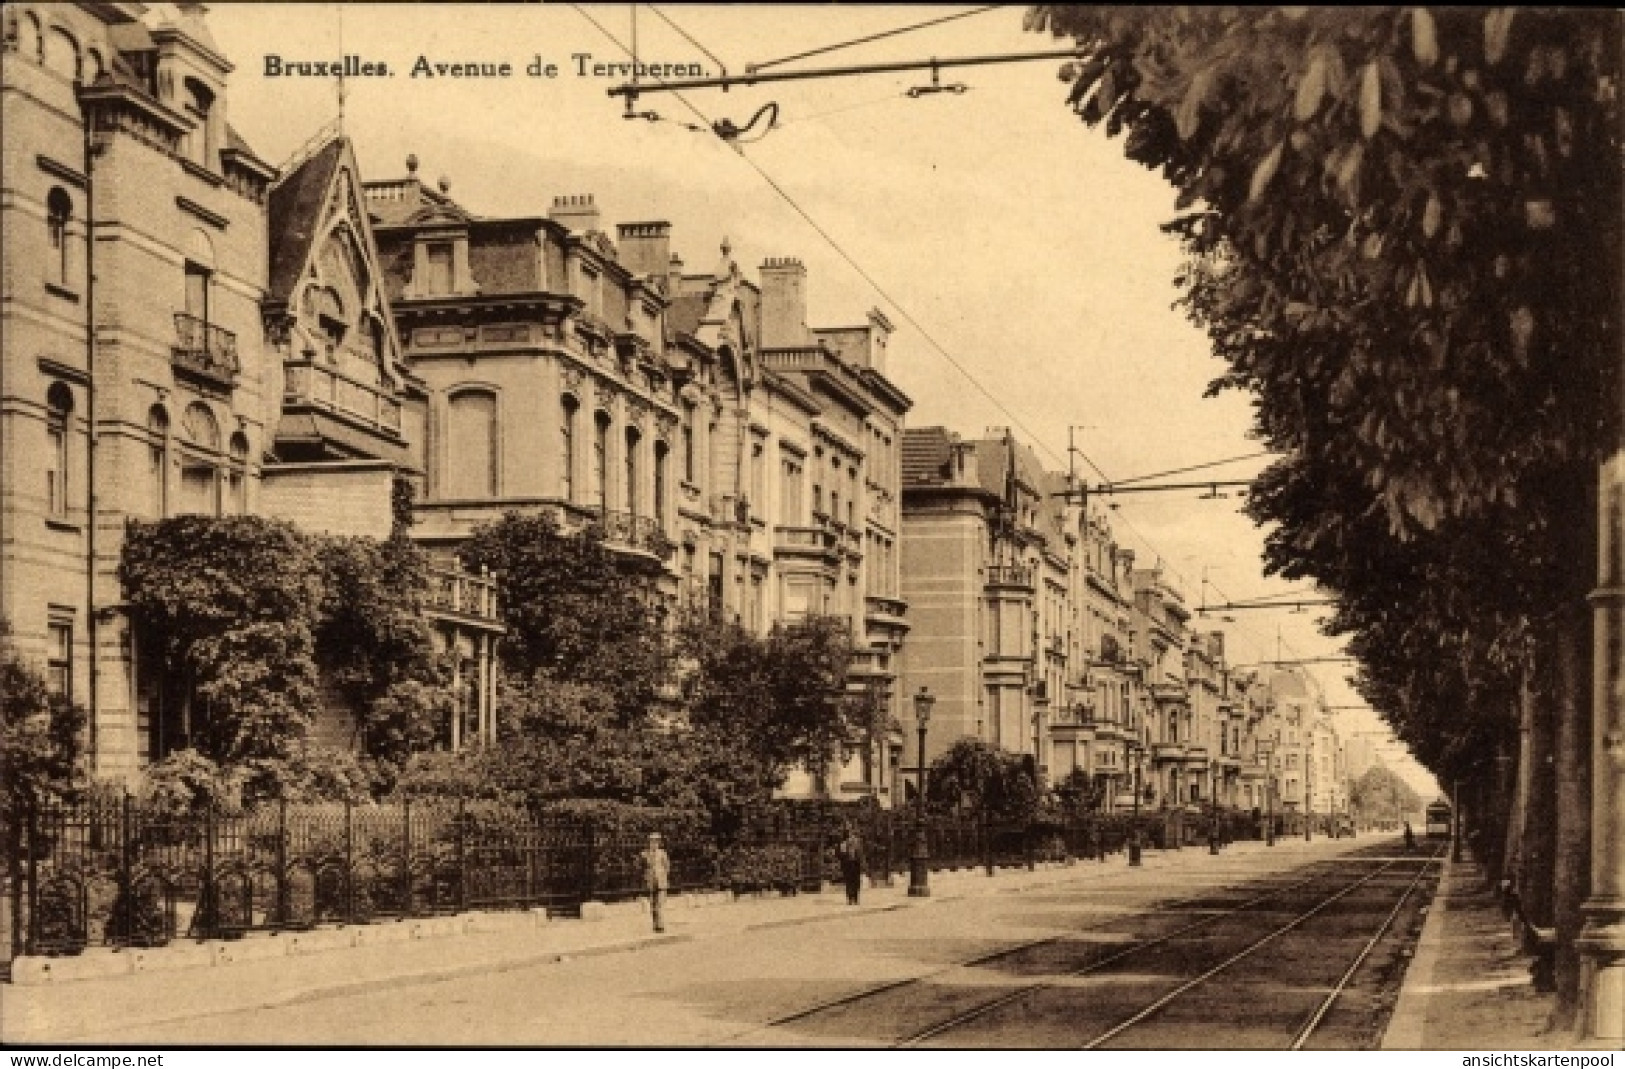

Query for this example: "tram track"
[729,844,1416,1046]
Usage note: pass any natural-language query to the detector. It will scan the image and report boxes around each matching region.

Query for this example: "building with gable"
[1,2,500,781]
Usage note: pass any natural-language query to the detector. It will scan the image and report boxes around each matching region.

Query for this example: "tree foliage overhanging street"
[1029,5,1619,1026]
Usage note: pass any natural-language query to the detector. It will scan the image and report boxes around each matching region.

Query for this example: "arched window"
[592,411,611,510]
[559,394,578,502]
[624,426,641,516]
[46,382,73,518]
[227,432,250,514]
[146,405,170,518]
[46,187,71,286]
[446,389,497,499]
[653,442,669,528]
[179,401,221,516]
[43,26,77,80]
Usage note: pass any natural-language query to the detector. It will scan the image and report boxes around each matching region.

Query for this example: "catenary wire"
[748,5,1005,73]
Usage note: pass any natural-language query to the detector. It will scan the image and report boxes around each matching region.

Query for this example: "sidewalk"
[1,835,1334,1044]
[1382,849,1587,1050]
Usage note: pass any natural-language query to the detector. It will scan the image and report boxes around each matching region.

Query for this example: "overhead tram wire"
[572,6,1208,598]
[645,5,729,78]
[746,5,1005,73]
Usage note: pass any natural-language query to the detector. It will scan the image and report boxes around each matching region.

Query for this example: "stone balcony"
[283,359,404,437]
[423,564,503,632]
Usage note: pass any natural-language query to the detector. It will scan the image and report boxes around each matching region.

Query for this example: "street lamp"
[1209,758,1221,855]
[908,686,935,898]
[1258,739,1276,847]
[1128,741,1144,866]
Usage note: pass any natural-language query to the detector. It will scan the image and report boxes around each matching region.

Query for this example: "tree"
[1029,7,1619,1025]
[1349,765,1424,825]
[679,613,877,794]
[926,738,1041,823]
[0,624,85,837]
[458,511,673,719]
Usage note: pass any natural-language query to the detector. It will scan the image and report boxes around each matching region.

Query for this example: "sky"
[197,3,1438,797]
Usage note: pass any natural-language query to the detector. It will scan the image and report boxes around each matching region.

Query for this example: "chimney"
[865,307,894,374]
[550,194,601,234]
[759,257,810,349]
[616,221,671,280]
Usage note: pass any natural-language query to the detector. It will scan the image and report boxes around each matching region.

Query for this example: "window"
[707,552,724,621]
[781,455,803,525]
[681,402,696,482]
[445,390,497,499]
[179,402,221,515]
[559,395,578,501]
[750,438,765,515]
[147,405,170,518]
[47,619,72,700]
[46,187,72,286]
[592,411,610,509]
[653,442,669,527]
[424,243,453,295]
[624,426,641,515]
[183,77,215,166]
[185,262,211,325]
[227,432,249,514]
[46,382,72,518]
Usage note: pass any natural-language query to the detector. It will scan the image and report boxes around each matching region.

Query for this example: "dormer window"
[424,242,453,295]
[183,77,216,167]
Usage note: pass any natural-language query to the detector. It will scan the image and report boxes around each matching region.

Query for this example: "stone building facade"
[1,3,499,782]
[361,168,913,803]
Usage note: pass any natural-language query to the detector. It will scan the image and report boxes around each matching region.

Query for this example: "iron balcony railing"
[171,313,240,387]
[597,509,674,561]
[986,562,1036,588]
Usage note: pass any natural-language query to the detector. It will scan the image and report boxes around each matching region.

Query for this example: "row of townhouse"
[3,2,1347,816]
[894,426,1351,818]
[3,2,910,801]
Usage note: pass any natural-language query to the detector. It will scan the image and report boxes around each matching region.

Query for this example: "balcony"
[172,312,240,388]
[985,562,1036,590]
[284,360,404,437]
[1152,742,1188,762]
[863,595,908,634]
[596,509,674,562]
[775,524,840,562]
[424,564,503,632]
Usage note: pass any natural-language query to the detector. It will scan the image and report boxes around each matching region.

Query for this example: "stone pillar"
[1579,448,1625,1042]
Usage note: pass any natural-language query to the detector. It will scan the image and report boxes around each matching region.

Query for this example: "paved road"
[89,836,1427,1047]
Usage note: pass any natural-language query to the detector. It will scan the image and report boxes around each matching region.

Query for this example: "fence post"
[24,808,39,956]
[201,804,216,940]
[583,820,597,905]
[401,799,413,918]
[275,798,289,929]
[119,793,135,946]
[1025,821,1035,871]
[456,797,468,913]
[344,800,355,924]
[982,810,993,876]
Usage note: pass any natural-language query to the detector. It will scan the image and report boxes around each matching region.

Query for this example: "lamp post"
[908,686,934,898]
[1128,741,1144,866]
[1209,758,1221,855]
[1258,739,1276,847]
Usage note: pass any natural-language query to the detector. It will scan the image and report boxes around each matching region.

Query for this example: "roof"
[666,290,711,342]
[901,426,956,485]
[267,137,346,304]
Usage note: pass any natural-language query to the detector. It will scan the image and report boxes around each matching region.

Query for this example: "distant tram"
[1424,800,1452,839]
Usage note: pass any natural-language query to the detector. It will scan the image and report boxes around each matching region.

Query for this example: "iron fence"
[3,799,1269,967]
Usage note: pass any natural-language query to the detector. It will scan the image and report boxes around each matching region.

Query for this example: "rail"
[283,360,404,435]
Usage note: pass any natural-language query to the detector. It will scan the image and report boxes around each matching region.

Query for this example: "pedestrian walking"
[1402,821,1416,852]
[836,825,865,906]
[641,832,671,933]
